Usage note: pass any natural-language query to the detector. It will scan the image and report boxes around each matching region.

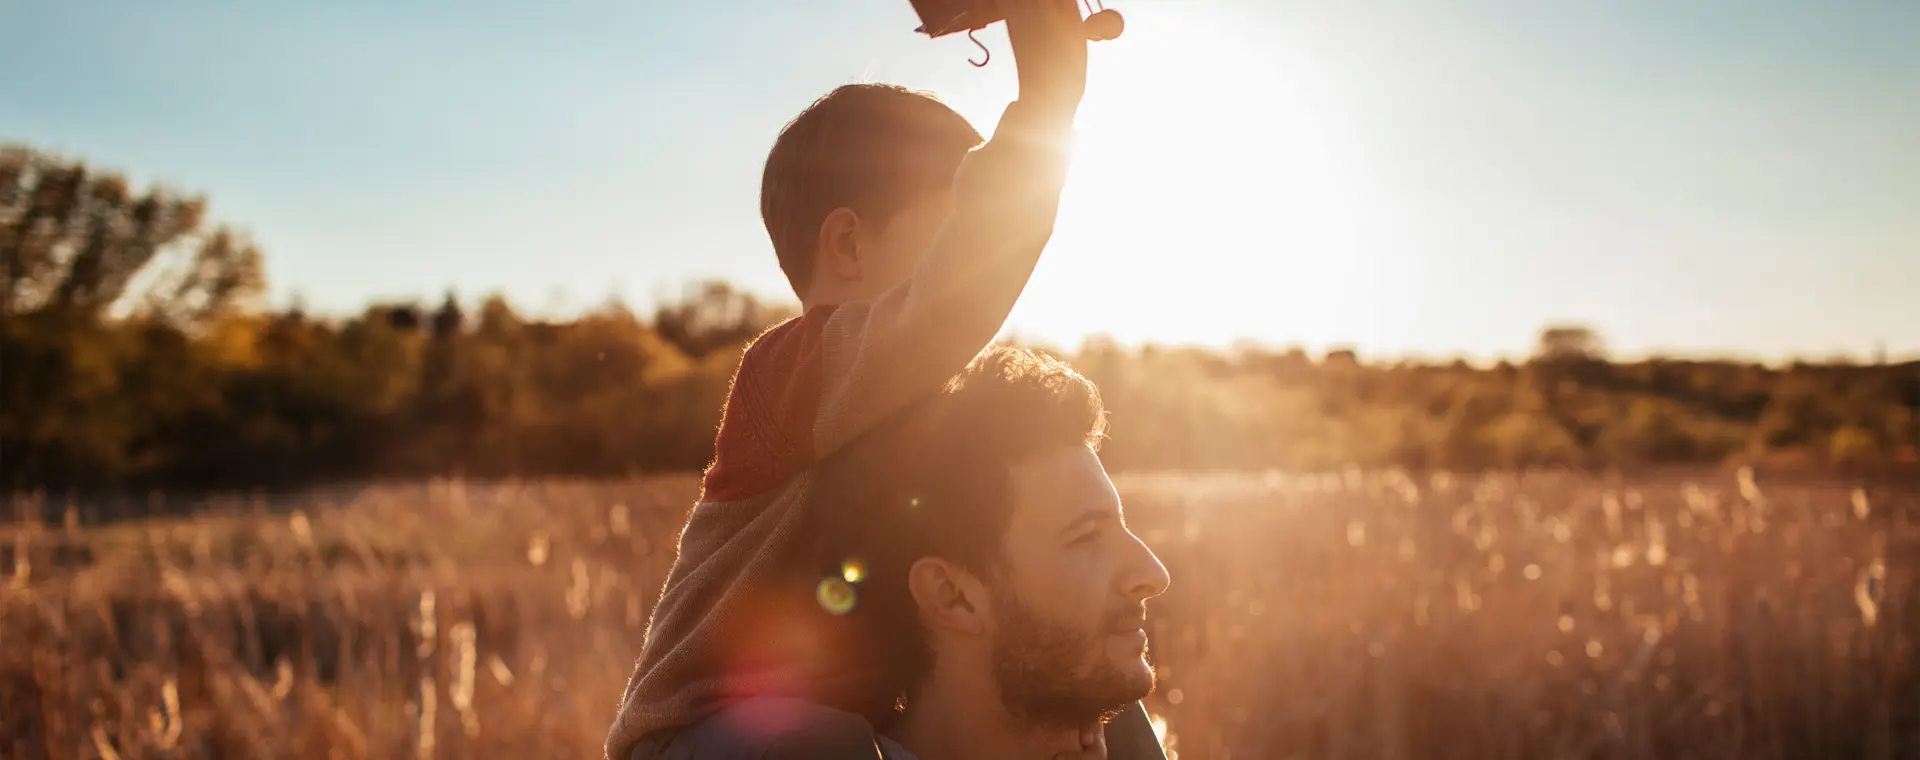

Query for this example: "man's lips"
[1113,627,1150,650]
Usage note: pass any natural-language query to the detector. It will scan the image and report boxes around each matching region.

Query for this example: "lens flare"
[841,559,866,584]
[817,577,857,615]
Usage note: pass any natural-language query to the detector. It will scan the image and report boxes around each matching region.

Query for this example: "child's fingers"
[1000,0,1088,58]
[995,0,1091,116]
[1082,720,1111,759]
[998,0,1085,28]
[1049,720,1109,760]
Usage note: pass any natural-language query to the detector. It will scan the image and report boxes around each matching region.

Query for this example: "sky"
[4,0,1917,361]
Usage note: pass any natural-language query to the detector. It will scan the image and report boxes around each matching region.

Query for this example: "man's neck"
[886,665,1081,760]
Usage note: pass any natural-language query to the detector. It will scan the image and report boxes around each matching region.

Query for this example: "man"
[634,346,1169,759]
[605,0,1153,756]
[812,345,1173,759]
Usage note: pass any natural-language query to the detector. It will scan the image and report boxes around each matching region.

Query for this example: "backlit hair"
[760,84,983,295]
[797,346,1108,724]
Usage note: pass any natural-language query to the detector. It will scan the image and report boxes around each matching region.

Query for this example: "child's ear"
[818,207,863,283]
[907,556,988,636]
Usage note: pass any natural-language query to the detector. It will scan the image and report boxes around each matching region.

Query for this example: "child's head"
[762,84,983,308]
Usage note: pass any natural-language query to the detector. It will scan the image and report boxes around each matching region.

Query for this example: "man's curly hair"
[795,345,1108,725]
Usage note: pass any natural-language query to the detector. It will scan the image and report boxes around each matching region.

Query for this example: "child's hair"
[761,84,985,296]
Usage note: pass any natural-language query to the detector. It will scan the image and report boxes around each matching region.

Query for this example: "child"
[606,2,1162,757]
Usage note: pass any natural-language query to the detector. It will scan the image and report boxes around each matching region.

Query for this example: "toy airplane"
[910,0,1124,66]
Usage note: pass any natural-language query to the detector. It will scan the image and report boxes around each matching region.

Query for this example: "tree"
[0,145,261,327]
[430,292,465,340]
[652,280,794,359]
[1534,324,1607,363]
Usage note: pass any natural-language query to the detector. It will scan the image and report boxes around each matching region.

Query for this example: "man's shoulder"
[647,696,891,759]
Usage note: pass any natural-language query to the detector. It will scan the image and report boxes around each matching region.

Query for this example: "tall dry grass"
[2,469,1914,759]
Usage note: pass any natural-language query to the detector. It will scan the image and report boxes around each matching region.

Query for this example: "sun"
[1000,5,1383,350]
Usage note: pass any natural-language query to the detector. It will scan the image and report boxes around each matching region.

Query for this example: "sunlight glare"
[1008,5,1382,349]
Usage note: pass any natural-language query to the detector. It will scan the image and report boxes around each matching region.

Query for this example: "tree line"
[4,144,1917,493]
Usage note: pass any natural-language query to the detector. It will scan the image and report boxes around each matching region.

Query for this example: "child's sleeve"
[809,101,1075,456]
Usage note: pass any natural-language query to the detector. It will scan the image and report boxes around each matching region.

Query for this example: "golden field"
[3,469,1915,760]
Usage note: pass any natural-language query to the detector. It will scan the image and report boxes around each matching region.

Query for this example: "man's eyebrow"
[1060,504,1120,535]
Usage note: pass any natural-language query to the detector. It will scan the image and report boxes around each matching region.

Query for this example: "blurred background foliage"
[5,144,1918,497]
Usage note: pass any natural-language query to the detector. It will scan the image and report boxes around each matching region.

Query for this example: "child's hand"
[1052,719,1109,760]
[996,0,1089,128]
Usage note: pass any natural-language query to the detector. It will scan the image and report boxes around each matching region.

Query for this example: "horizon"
[5,0,1917,362]
[224,286,1920,368]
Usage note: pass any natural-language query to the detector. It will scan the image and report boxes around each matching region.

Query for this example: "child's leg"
[1105,701,1168,760]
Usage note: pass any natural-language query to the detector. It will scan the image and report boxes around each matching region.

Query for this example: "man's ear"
[907,556,988,636]
[817,207,862,283]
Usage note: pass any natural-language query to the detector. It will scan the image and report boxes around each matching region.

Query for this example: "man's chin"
[1093,647,1158,703]
[998,658,1156,729]
[989,596,1157,726]
[1113,637,1152,675]
[1111,658,1157,702]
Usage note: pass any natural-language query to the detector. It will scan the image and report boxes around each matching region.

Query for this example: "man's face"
[985,444,1171,728]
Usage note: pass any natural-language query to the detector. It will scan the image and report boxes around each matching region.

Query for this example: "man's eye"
[1070,530,1100,545]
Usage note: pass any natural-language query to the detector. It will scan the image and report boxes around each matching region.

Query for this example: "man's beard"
[987,586,1156,730]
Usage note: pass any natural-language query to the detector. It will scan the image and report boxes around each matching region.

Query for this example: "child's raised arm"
[810,0,1094,455]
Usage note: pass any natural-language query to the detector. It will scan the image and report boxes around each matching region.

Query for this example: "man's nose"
[1119,530,1171,601]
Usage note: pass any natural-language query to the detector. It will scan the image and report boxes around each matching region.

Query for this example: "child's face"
[852,188,957,297]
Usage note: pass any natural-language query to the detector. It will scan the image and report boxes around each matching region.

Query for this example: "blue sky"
[4,0,1916,360]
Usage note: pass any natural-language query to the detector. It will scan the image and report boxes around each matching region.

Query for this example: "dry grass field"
[3,469,1916,760]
